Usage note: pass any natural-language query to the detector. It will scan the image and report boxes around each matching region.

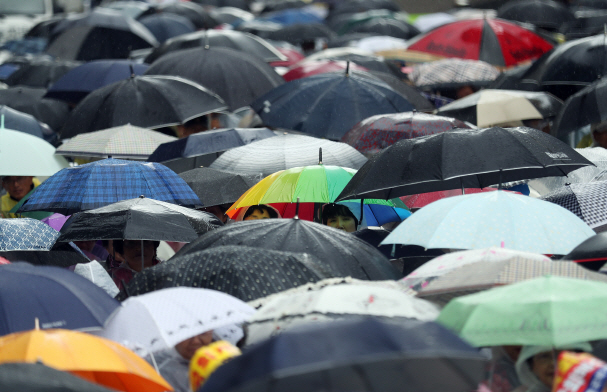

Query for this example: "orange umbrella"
[0,327,172,392]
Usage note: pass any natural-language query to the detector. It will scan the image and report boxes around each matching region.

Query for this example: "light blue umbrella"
[380,190,595,255]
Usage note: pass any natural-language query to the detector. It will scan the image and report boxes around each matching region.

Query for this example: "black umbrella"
[57,196,222,243]
[25,16,66,39]
[45,9,158,61]
[260,0,309,13]
[0,105,51,139]
[488,63,535,91]
[138,13,196,44]
[563,10,607,40]
[145,30,286,63]
[327,33,375,47]
[176,218,400,280]
[193,0,249,10]
[210,7,255,24]
[0,248,90,268]
[330,0,401,18]
[0,86,69,135]
[2,57,80,89]
[145,46,284,111]
[561,232,607,271]
[0,363,116,392]
[344,18,420,39]
[235,20,283,36]
[158,2,219,29]
[553,78,607,137]
[497,0,575,32]
[303,48,401,75]
[179,167,262,207]
[263,23,336,45]
[118,246,335,301]
[335,127,594,200]
[103,1,157,19]
[60,75,228,139]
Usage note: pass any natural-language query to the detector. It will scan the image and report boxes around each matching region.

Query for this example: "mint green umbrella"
[437,275,607,347]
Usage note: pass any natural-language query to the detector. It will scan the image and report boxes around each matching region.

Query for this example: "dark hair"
[243,205,278,219]
[113,240,160,255]
[321,203,359,228]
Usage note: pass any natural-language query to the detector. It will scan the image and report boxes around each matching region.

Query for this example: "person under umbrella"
[321,203,358,233]
[1,176,41,218]
[110,240,161,291]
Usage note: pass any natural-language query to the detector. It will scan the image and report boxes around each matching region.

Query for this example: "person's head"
[175,330,214,360]
[593,121,607,149]
[176,115,209,138]
[1,176,34,201]
[321,203,358,233]
[113,240,160,272]
[243,205,278,220]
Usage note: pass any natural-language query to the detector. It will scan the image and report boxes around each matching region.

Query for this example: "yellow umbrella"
[0,328,173,392]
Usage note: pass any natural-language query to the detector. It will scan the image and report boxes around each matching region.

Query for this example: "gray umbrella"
[179,167,262,207]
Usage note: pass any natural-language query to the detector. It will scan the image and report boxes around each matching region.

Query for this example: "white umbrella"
[95,287,255,356]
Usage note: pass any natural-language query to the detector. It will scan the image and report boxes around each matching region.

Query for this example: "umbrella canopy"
[553,77,607,137]
[437,275,607,346]
[0,244,91,268]
[400,187,517,210]
[211,7,255,24]
[343,18,420,40]
[282,59,369,81]
[297,47,399,76]
[144,30,285,63]
[0,262,120,335]
[336,127,593,200]
[497,0,575,32]
[0,218,59,251]
[0,105,50,139]
[0,328,172,392]
[18,158,202,215]
[562,232,607,271]
[56,196,222,243]
[437,89,563,127]
[59,75,228,139]
[119,246,336,301]
[251,71,415,140]
[263,23,335,45]
[45,60,149,104]
[331,0,401,17]
[260,9,324,25]
[45,9,159,61]
[175,218,400,280]
[0,86,70,133]
[199,317,486,392]
[138,13,195,44]
[410,58,500,91]
[540,181,607,231]
[0,363,117,392]
[178,167,262,207]
[145,46,284,111]
[56,124,176,160]
[210,134,367,176]
[407,18,553,67]
[341,112,470,156]
[381,191,595,255]
[97,287,254,355]
[2,57,80,89]
[158,1,219,29]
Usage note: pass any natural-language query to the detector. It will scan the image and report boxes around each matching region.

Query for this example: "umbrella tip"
[0,114,3,129]
[34,317,40,330]
[129,64,135,78]
[294,197,300,219]
[345,61,350,77]
[319,147,323,165]
[139,195,145,198]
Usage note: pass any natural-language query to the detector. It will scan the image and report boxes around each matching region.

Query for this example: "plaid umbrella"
[56,124,177,160]
[541,180,607,231]
[0,218,59,251]
[17,158,202,215]
[409,58,500,90]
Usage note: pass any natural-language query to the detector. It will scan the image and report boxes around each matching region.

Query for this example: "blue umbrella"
[45,60,149,103]
[17,158,202,215]
[339,201,411,227]
[0,218,59,251]
[139,13,196,43]
[251,71,415,140]
[199,317,486,392]
[0,262,120,335]
[260,9,324,25]
[0,105,50,139]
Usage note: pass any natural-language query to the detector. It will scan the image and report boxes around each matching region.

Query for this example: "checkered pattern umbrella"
[541,180,607,230]
[0,218,59,251]
[410,58,500,90]
[17,158,202,215]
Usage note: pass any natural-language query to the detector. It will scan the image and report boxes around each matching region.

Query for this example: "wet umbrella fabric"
[0,262,120,335]
[0,242,91,268]
[330,0,401,17]
[176,218,400,280]
[178,167,262,207]
[199,317,486,392]
[0,218,59,251]
[2,57,80,89]
[344,18,420,40]
[0,86,70,133]
[553,78,607,137]
[260,9,324,25]
[158,2,219,29]
[400,188,515,210]
[263,23,335,45]
[282,60,369,81]
[18,158,202,215]
[56,197,222,243]
[138,14,196,43]
[540,181,607,231]
[336,127,593,200]
[0,105,49,139]
[119,246,336,301]
[410,58,500,90]
[497,0,575,32]
[251,71,415,140]
[45,60,149,103]
[562,233,607,271]
[60,75,228,139]
[301,47,399,75]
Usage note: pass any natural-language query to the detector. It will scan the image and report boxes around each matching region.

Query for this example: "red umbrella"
[283,60,369,81]
[401,188,520,209]
[270,46,305,68]
[407,18,553,67]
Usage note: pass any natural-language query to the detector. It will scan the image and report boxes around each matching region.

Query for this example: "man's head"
[2,176,34,201]
[113,240,160,272]
[593,121,607,149]
[322,203,358,233]
[175,330,214,360]
[243,205,278,220]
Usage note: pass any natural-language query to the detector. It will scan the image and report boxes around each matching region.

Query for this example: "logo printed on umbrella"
[546,152,570,160]
[41,320,67,328]
[263,100,271,113]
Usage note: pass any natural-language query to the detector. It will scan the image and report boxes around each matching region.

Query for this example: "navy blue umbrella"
[45,60,149,103]
[199,317,486,392]
[251,70,415,140]
[139,13,196,43]
[0,262,120,335]
[0,105,52,139]
[148,127,276,163]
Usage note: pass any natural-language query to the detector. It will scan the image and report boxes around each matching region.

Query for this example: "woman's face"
[531,351,557,388]
[325,215,357,232]
[123,240,156,272]
[175,331,214,360]
[244,208,271,220]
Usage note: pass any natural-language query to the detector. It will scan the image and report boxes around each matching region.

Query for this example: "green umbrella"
[437,275,607,347]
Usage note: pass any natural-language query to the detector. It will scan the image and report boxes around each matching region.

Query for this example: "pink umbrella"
[401,188,520,209]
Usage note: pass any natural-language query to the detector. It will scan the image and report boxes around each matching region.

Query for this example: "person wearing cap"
[553,351,607,392]
[189,340,241,392]
[1,176,40,218]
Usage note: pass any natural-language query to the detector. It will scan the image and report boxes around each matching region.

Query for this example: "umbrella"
[244,284,439,345]
[236,20,283,36]
[343,18,420,40]
[0,328,172,392]
[406,18,553,67]
[251,70,415,140]
[73,260,120,298]
[562,232,607,271]
[301,47,399,75]
[282,60,369,81]
[341,112,470,156]
[210,7,255,24]
[147,128,276,164]
[401,187,518,210]
[45,60,149,104]
[0,363,117,392]
[380,191,595,255]
[263,23,335,45]
[145,46,284,111]
[351,228,444,264]
[138,13,195,44]
[260,9,324,25]
[158,1,219,29]
[119,246,337,301]
[56,124,176,160]
[0,247,91,268]
[409,58,500,91]
[175,218,400,280]
[199,317,486,392]
[330,0,401,17]
[437,275,607,346]
[210,134,368,176]
[0,262,119,335]
[553,78,607,137]
[0,105,50,139]
[0,86,70,133]
[497,0,575,32]
[354,35,409,52]
[56,196,222,243]
[436,89,563,127]
[2,57,80,89]
[144,30,285,64]
[540,181,607,231]
[413,12,456,32]
[178,167,262,208]
[97,287,254,355]
[18,158,202,215]
[45,9,159,61]
[59,75,228,139]
[102,1,155,19]
[336,127,593,200]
